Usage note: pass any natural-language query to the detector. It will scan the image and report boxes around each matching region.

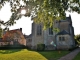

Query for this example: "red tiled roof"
[3,29,25,41]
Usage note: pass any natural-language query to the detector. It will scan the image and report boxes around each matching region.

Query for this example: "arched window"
[37,25,42,35]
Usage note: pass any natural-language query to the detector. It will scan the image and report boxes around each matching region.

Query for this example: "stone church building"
[26,15,75,50]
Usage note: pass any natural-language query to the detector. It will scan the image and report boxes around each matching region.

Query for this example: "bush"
[37,44,45,51]
[68,46,78,51]
[0,45,26,49]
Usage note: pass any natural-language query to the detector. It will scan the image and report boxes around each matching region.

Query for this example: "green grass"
[0,49,69,60]
[73,52,80,60]
[38,50,70,60]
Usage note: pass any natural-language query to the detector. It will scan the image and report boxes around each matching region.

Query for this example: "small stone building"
[56,30,74,50]
[24,34,32,48]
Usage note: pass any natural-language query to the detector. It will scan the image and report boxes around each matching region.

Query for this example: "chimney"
[20,28,22,32]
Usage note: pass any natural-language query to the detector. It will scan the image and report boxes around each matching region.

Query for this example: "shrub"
[0,45,26,49]
[37,44,45,51]
[68,46,78,51]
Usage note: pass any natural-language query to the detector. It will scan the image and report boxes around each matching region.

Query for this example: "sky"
[0,3,33,35]
[0,3,80,35]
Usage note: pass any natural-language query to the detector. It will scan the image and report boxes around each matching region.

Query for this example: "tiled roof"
[3,29,26,41]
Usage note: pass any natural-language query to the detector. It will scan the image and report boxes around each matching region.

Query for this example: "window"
[37,25,42,35]
[49,27,53,35]
[59,37,65,41]
[59,37,61,41]
[62,37,65,41]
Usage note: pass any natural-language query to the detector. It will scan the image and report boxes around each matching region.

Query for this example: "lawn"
[38,50,70,60]
[73,52,80,60]
[0,49,69,60]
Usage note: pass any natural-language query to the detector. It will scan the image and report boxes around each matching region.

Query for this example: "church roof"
[57,30,69,35]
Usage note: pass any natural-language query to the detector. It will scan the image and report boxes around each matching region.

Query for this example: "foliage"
[37,44,45,51]
[0,49,69,60]
[0,27,3,38]
[74,34,80,45]
[0,0,79,29]
[0,45,26,49]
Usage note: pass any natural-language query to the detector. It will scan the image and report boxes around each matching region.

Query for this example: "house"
[0,38,7,46]
[0,38,13,47]
[24,34,32,49]
[29,15,75,50]
[2,28,26,47]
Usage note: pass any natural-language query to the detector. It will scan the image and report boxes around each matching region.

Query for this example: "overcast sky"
[0,3,80,35]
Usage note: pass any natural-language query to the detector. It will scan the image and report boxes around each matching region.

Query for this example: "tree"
[0,27,3,38]
[74,34,80,45]
[0,0,80,29]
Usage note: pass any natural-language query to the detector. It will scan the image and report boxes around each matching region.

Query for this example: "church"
[26,15,75,50]
[0,15,75,50]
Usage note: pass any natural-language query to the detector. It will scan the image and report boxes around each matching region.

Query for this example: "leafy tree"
[0,0,80,29]
[0,27,3,38]
[74,34,80,45]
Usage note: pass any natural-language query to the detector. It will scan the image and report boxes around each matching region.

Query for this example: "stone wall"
[56,35,74,50]
[59,21,69,32]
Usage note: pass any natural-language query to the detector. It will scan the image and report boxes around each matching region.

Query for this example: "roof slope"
[3,29,26,41]
[57,30,69,35]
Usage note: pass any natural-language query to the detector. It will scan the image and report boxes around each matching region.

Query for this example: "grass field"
[0,49,69,60]
[73,52,80,60]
